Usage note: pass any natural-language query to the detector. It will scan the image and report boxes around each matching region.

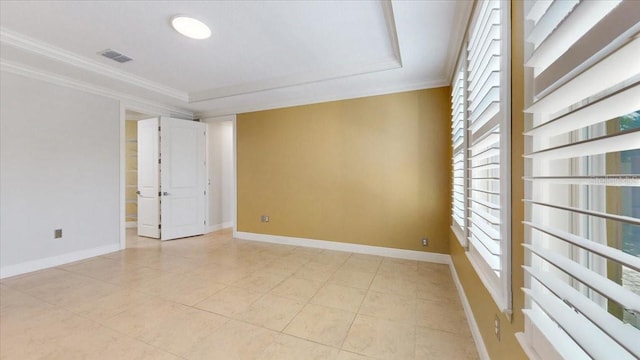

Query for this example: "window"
[451,60,466,239]
[520,0,640,359]
[450,0,511,312]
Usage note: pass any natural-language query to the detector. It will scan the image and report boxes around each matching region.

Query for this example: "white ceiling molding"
[193,77,449,119]
[0,1,403,105]
[382,0,403,67]
[444,1,474,83]
[189,55,401,103]
[0,60,194,119]
[189,0,403,103]
[0,1,468,116]
[0,28,190,102]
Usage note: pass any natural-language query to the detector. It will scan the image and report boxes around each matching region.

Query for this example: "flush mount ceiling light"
[171,16,211,39]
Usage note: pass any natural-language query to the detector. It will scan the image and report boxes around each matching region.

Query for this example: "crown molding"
[189,1,403,103]
[194,77,449,118]
[0,0,404,105]
[1,59,194,119]
[382,0,403,67]
[189,56,401,103]
[445,1,474,84]
[0,28,189,102]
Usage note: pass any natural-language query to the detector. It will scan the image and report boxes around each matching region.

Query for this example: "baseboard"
[207,221,233,233]
[233,231,450,264]
[449,260,490,360]
[0,243,121,279]
[126,221,137,229]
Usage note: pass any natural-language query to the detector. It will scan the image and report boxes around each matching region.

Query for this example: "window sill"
[465,249,510,314]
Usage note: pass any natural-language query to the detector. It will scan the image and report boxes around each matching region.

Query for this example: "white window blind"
[452,62,466,235]
[466,0,511,311]
[450,0,511,312]
[522,0,640,359]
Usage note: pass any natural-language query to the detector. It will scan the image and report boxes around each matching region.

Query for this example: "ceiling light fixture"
[171,16,211,40]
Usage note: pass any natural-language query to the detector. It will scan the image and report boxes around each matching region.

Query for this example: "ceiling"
[0,0,471,118]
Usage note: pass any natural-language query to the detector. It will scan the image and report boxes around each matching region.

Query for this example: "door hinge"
[158,191,162,196]
[158,224,161,229]
[204,220,206,225]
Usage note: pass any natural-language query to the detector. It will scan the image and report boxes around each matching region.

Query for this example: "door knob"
[136,190,141,195]
[162,192,170,196]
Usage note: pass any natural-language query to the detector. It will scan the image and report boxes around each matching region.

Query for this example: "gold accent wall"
[237,88,451,253]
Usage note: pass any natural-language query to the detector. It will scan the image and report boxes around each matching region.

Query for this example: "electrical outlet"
[421,238,428,246]
[494,314,501,341]
[261,215,269,223]
[54,229,62,239]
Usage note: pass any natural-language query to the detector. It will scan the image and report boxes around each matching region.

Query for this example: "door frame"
[119,104,236,250]
[118,103,164,249]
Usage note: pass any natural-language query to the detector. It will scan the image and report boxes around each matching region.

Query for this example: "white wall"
[0,71,121,278]
[202,115,234,231]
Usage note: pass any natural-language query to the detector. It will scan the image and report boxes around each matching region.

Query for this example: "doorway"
[119,108,236,249]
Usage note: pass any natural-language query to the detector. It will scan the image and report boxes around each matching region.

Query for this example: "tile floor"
[0,229,479,360]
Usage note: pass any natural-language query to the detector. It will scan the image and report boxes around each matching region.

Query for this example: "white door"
[137,118,160,238]
[159,117,207,240]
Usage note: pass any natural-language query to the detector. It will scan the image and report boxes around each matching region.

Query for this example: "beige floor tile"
[0,228,477,359]
[60,256,129,280]
[312,250,351,265]
[369,272,416,298]
[329,268,375,290]
[138,305,228,356]
[9,271,118,310]
[270,276,324,302]
[416,298,470,334]
[54,321,180,360]
[235,293,304,331]
[379,258,419,274]
[138,272,227,306]
[185,319,278,360]
[261,258,307,276]
[342,314,415,360]
[66,288,152,322]
[258,333,339,360]
[101,298,184,338]
[193,285,263,316]
[415,326,479,359]
[1,308,103,360]
[295,261,340,282]
[100,265,163,287]
[0,284,41,311]
[336,350,374,360]
[190,265,252,284]
[340,255,382,273]
[232,271,288,293]
[284,303,355,347]
[0,267,70,291]
[358,290,416,324]
[311,283,366,313]
[416,278,460,303]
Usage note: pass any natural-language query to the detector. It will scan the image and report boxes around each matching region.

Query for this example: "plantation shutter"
[522,0,640,358]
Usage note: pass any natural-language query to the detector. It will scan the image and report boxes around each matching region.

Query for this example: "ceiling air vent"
[98,49,133,63]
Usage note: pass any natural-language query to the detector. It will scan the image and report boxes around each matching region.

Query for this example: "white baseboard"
[0,243,121,279]
[126,221,137,229]
[207,221,233,233]
[449,260,490,360]
[234,231,450,264]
